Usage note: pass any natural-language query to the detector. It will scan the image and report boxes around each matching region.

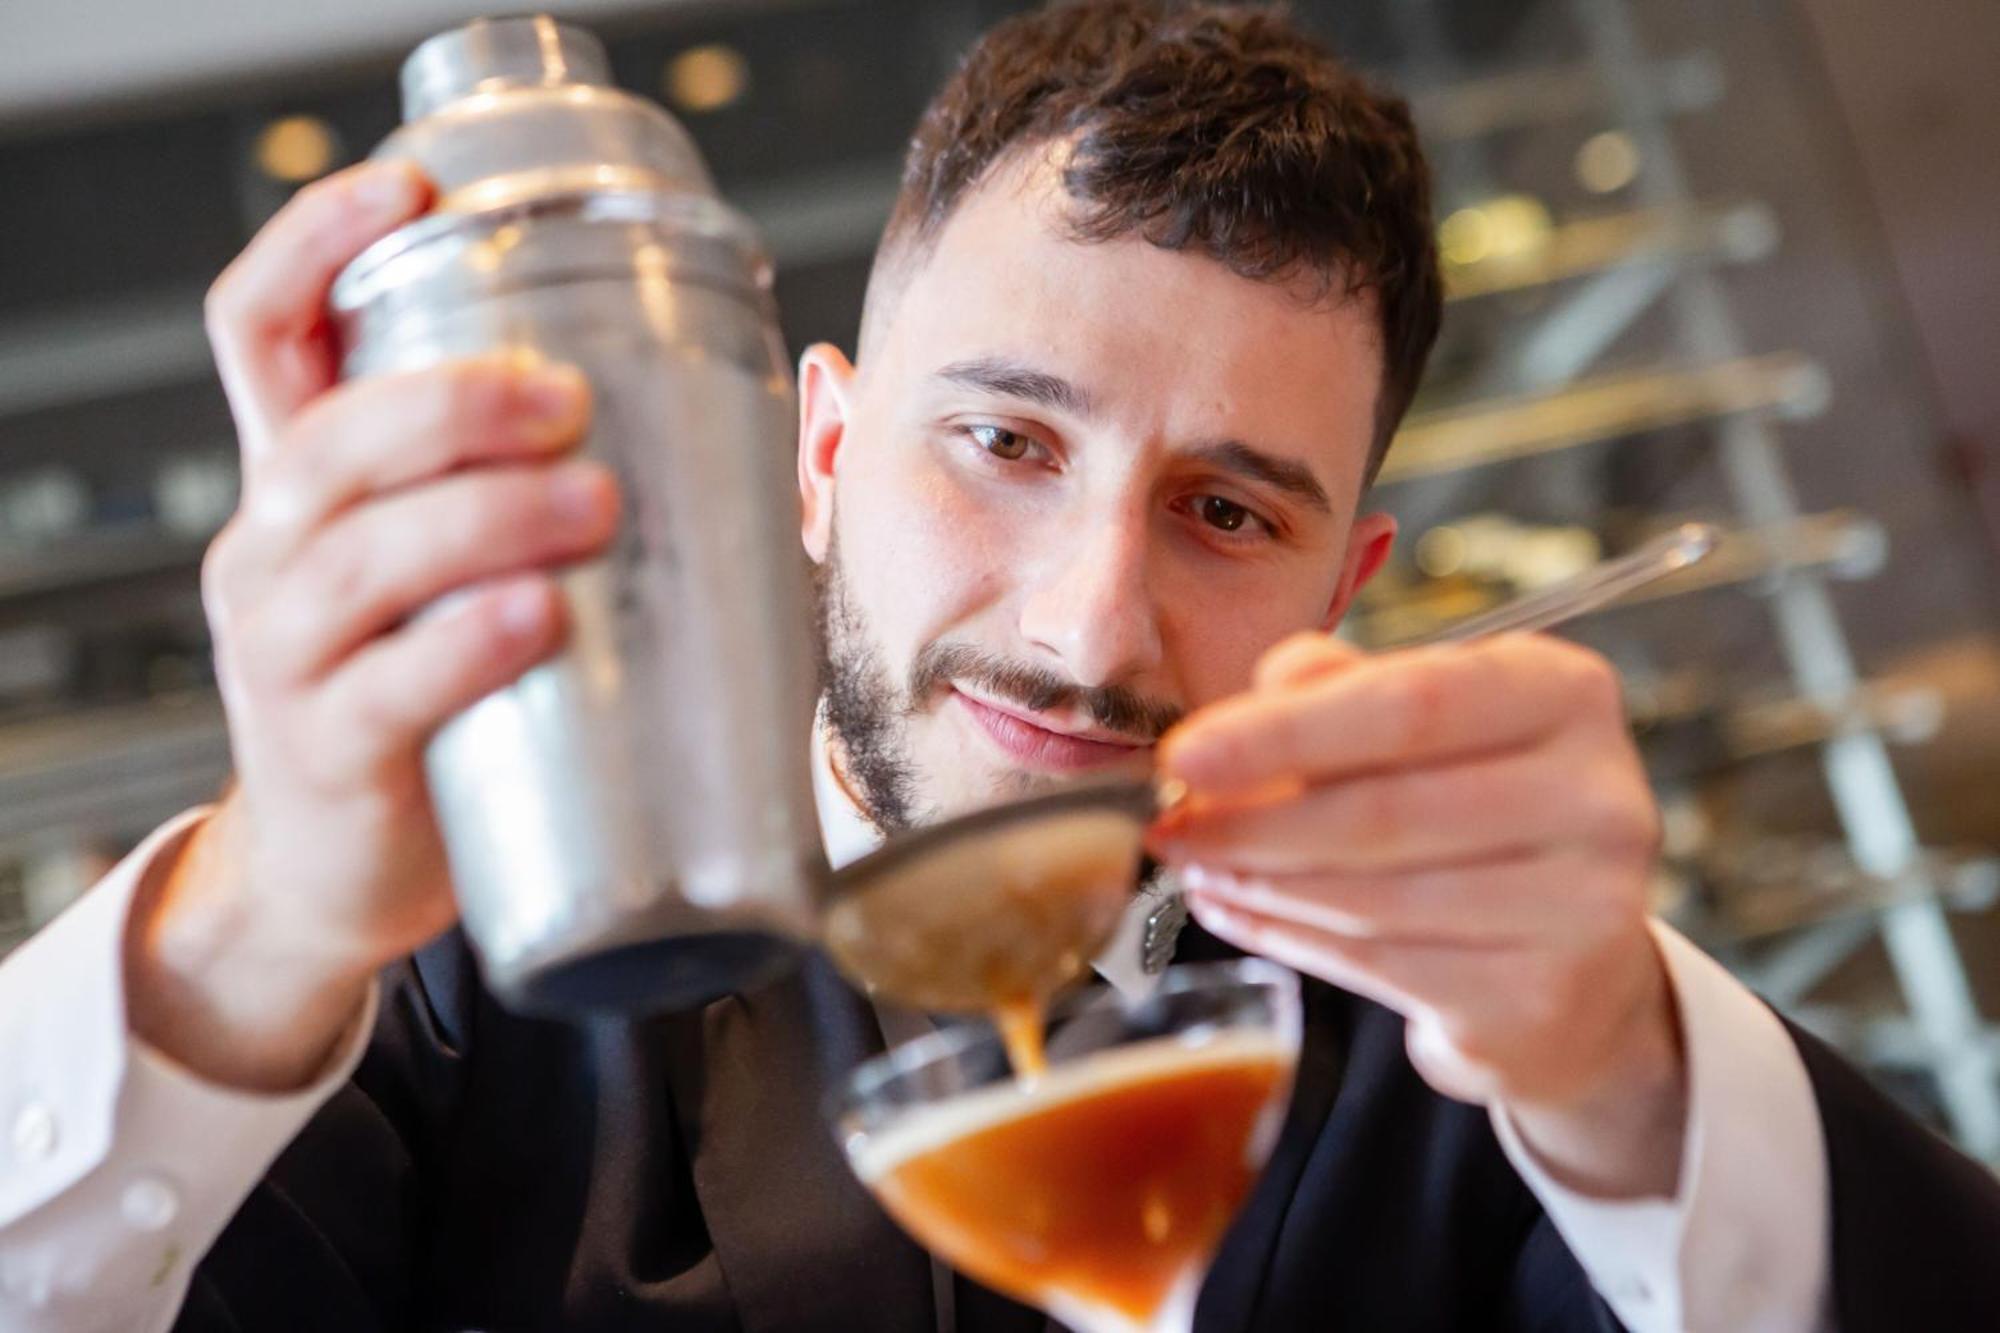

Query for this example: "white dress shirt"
[0,730,1832,1332]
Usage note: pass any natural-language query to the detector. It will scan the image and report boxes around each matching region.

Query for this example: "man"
[2,2,1996,1329]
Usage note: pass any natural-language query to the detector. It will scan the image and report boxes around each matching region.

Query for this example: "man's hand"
[125,161,619,1092]
[1151,631,1687,1199]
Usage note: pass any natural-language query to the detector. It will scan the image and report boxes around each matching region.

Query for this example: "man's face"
[799,152,1395,830]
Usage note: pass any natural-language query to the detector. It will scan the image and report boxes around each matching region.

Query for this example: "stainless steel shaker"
[329,16,827,1013]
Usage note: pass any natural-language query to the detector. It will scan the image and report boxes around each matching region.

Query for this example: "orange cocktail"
[836,961,1301,1333]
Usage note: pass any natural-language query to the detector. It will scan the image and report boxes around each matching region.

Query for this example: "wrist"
[125,797,375,1093]
[1505,939,1688,1199]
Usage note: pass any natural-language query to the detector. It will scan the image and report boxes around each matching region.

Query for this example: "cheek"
[1157,557,1343,707]
[834,444,1010,656]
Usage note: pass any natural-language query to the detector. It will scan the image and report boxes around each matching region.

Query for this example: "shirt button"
[0,1265,53,1309]
[10,1102,58,1161]
[1614,1275,1654,1304]
[122,1176,180,1232]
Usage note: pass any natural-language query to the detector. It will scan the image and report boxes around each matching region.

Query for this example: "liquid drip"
[994,998,1048,1078]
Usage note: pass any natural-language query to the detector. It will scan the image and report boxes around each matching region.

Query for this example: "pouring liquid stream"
[995,998,1051,1078]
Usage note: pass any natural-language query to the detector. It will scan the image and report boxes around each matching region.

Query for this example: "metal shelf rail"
[1443,199,1778,301]
[1382,352,1827,483]
[1409,51,1725,142]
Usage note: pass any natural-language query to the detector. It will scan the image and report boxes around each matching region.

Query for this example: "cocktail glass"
[832,960,1302,1333]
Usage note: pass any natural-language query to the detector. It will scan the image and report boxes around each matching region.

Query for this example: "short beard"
[814,534,928,833]
[812,531,1185,835]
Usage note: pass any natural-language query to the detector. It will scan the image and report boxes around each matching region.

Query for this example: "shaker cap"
[374,12,714,211]
[334,15,762,326]
[400,16,612,122]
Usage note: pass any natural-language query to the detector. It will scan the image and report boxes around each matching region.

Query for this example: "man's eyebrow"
[933,357,1095,418]
[1188,440,1333,514]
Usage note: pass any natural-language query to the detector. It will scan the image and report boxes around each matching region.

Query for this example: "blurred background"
[3,0,1997,1156]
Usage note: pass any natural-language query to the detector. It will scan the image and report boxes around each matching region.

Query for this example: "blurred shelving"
[1382,353,1827,483]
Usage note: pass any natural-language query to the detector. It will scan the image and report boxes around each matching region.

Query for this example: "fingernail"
[355,161,422,211]
[496,581,553,637]
[551,463,612,524]
[1189,893,1241,937]
[1182,860,1254,900]
[524,364,589,426]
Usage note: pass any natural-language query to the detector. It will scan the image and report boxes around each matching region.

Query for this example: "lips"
[952,688,1148,773]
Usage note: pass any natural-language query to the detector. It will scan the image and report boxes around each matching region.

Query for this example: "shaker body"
[331,22,826,1013]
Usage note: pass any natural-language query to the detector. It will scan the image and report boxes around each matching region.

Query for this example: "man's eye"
[1196,495,1254,533]
[969,424,1032,461]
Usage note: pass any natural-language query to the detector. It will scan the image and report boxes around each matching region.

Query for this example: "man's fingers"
[245,357,592,554]
[1188,892,1531,1033]
[1250,630,1360,691]
[253,460,619,683]
[1179,855,1599,945]
[1189,890,1656,1107]
[1187,891,1512,1017]
[205,160,433,470]
[310,573,568,780]
[1156,743,1652,873]
[1159,635,1623,796]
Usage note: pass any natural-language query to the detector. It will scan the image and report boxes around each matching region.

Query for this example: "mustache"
[909,642,1184,742]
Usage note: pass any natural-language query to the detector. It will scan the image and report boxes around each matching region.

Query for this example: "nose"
[1017,504,1165,689]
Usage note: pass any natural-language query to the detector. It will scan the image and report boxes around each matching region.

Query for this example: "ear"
[797,342,857,565]
[1320,510,1397,631]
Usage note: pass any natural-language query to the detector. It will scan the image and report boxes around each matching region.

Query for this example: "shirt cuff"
[1491,920,1832,1333]
[0,807,377,1326]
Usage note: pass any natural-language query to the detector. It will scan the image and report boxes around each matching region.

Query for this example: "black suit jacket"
[175,926,2000,1331]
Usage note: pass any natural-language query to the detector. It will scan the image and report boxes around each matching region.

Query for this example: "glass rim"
[832,957,1301,1124]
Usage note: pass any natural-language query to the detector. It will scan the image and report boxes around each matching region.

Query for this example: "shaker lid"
[400,16,612,122]
[376,13,714,212]
[333,16,761,320]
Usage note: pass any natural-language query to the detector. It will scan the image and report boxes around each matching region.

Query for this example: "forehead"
[869,153,1384,504]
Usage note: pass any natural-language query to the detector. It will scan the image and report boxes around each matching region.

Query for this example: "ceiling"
[0,0,796,126]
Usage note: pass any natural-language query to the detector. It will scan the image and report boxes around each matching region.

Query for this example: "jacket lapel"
[677,955,940,1333]
[1156,924,1349,1333]
[1190,976,1349,1332]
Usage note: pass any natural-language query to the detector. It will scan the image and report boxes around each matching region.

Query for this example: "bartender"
[3,2,1997,1329]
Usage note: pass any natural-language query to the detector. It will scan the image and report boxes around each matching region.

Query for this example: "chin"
[908,736,1042,820]
[948,755,1138,820]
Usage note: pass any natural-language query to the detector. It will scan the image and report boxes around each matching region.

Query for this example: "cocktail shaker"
[330,16,826,1013]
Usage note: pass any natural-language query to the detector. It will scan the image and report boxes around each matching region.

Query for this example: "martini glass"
[832,960,1302,1333]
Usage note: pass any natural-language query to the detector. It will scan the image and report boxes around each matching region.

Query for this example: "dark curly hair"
[867,0,1442,479]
